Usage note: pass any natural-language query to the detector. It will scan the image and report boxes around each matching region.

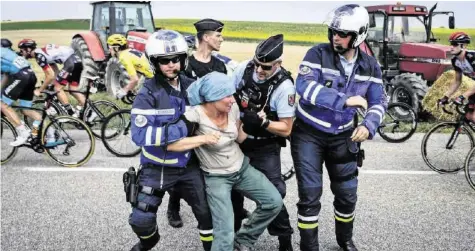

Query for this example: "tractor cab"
[91,1,155,52]
[365,2,454,70]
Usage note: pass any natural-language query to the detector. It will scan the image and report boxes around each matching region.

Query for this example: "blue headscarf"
[187,72,236,106]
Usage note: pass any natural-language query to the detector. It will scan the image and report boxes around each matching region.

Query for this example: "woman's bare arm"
[236,120,248,144]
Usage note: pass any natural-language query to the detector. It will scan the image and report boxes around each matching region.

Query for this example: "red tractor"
[71,1,195,96]
[359,2,455,116]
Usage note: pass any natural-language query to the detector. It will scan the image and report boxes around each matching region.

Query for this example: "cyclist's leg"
[466,95,475,122]
[1,71,33,145]
[67,56,85,107]
[18,71,42,136]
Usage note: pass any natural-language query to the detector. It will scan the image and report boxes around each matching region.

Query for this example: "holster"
[353,114,365,168]
[123,166,139,205]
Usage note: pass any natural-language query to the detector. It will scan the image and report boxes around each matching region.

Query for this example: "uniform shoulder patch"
[299,66,311,75]
[288,94,296,106]
[135,115,148,127]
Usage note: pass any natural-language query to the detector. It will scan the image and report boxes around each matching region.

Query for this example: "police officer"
[291,5,387,251]
[167,18,247,231]
[128,29,213,251]
[184,18,238,79]
[232,34,295,251]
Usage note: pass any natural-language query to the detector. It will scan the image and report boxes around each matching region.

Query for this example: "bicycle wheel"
[24,99,63,128]
[378,102,417,143]
[41,115,95,167]
[1,117,18,165]
[101,109,140,157]
[464,147,475,191]
[421,122,475,173]
[83,100,120,138]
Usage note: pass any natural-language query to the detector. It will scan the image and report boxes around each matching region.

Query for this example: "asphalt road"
[2,133,475,251]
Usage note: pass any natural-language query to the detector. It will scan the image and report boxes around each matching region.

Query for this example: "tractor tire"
[105,57,130,97]
[388,73,428,116]
[71,37,101,90]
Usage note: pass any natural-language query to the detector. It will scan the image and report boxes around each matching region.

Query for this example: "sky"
[1,1,474,28]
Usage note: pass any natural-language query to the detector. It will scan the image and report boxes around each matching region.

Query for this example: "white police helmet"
[145,30,189,72]
[325,4,369,48]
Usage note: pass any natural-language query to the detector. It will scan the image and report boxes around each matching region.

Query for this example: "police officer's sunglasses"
[330,28,352,38]
[253,59,274,71]
[157,56,181,65]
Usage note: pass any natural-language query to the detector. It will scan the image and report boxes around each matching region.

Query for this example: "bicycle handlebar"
[440,101,466,116]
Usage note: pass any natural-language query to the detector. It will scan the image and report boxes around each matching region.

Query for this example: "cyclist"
[439,32,475,120]
[1,39,43,146]
[106,34,154,99]
[17,39,85,117]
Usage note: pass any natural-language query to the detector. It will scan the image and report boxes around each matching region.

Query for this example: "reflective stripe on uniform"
[142,148,178,164]
[300,61,321,69]
[354,74,383,84]
[199,229,213,242]
[334,209,355,223]
[297,214,319,229]
[297,103,332,128]
[131,108,176,116]
[155,127,162,146]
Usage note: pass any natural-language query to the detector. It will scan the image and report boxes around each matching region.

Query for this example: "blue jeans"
[204,157,283,251]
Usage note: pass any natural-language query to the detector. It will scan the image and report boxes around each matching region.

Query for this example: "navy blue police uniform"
[128,73,213,251]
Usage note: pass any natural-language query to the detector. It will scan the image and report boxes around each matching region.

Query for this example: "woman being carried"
[167,71,283,251]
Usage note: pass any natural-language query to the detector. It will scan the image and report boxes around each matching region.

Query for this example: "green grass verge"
[2,19,474,48]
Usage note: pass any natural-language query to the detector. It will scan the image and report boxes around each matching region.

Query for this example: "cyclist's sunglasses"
[450,41,461,47]
[253,59,274,71]
[330,29,352,38]
[157,56,181,65]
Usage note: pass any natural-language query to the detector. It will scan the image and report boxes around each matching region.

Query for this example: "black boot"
[131,230,160,251]
[167,209,183,228]
[278,235,293,251]
[337,239,357,251]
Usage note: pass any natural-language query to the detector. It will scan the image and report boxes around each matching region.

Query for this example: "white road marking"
[24,167,128,172]
[21,167,473,175]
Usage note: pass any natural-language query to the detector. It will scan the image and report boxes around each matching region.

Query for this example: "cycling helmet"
[1,38,13,49]
[18,38,37,49]
[325,4,369,48]
[145,30,189,74]
[107,34,128,47]
[449,31,471,44]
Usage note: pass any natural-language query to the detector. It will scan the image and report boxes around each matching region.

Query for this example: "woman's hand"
[203,131,221,145]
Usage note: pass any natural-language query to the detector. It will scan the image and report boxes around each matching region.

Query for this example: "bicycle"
[421,101,475,174]
[463,146,475,191]
[25,76,120,139]
[357,102,418,143]
[1,90,95,167]
[100,92,140,157]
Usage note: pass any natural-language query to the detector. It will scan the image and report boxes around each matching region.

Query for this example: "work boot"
[278,235,293,251]
[130,230,160,251]
[337,239,358,251]
[167,210,183,228]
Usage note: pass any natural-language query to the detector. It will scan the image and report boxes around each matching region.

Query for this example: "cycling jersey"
[33,44,75,70]
[118,49,154,79]
[1,48,31,74]
[452,50,475,80]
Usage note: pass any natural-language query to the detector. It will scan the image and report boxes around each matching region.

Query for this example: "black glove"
[180,115,198,136]
[242,110,263,127]
[437,96,449,106]
[454,95,465,105]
